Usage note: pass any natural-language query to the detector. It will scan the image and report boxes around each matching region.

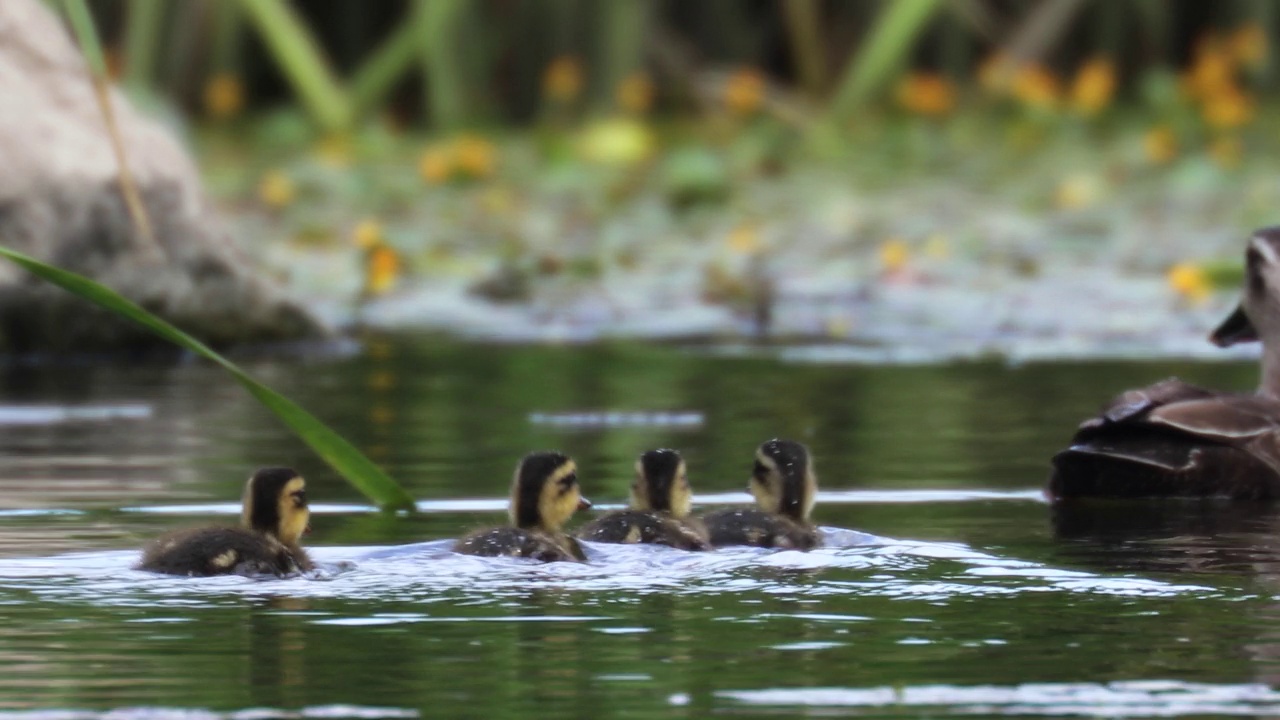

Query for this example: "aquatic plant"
[0,247,417,512]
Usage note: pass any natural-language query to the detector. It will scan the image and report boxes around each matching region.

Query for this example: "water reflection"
[0,337,1278,716]
[1052,501,1280,576]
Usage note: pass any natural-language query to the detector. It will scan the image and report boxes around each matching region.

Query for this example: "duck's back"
[577,510,710,551]
[701,508,819,549]
[454,527,584,562]
[138,527,312,577]
[1050,378,1280,500]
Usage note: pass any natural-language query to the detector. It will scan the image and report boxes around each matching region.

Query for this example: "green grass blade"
[236,0,352,133]
[0,246,417,512]
[124,0,165,94]
[599,0,649,107]
[61,0,108,77]
[829,0,943,121]
[419,0,469,130]
[350,2,431,117]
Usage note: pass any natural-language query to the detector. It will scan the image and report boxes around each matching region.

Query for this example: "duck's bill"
[577,496,592,511]
[1209,304,1259,347]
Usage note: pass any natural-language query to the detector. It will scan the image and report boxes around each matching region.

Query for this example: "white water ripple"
[717,681,1280,717]
[0,529,1212,609]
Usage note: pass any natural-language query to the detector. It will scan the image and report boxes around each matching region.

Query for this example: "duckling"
[576,449,710,551]
[701,439,820,549]
[454,451,592,562]
[1050,227,1280,500]
[138,467,313,576]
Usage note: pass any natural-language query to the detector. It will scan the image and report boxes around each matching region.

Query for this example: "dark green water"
[2,336,1279,718]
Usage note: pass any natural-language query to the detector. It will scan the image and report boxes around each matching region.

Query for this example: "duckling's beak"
[1210,304,1258,347]
[577,496,592,511]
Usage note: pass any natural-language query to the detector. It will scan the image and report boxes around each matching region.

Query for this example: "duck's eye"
[558,472,577,491]
[293,490,307,507]
[753,461,769,477]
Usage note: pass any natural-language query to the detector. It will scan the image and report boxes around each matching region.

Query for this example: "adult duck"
[1049,228,1280,500]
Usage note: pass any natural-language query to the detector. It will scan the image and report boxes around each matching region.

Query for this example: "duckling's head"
[1212,227,1280,347]
[629,449,692,518]
[509,451,591,532]
[240,467,310,545]
[748,439,817,522]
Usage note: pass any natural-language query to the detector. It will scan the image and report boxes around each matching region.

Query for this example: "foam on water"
[0,528,1211,610]
[716,681,1280,717]
[0,707,417,720]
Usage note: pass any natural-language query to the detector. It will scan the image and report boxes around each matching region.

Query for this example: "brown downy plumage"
[701,439,820,549]
[454,451,591,562]
[576,449,710,551]
[1050,227,1280,500]
[138,467,313,576]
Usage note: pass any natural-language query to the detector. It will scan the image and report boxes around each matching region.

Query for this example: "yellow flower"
[1167,262,1210,304]
[616,72,655,114]
[924,233,949,260]
[977,53,1014,93]
[364,245,401,296]
[314,133,352,168]
[257,170,295,208]
[1143,126,1178,165]
[1201,85,1255,129]
[1070,57,1116,117]
[1229,24,1268,69]
[543,56,584,103]
[418,145,453,185]
[1012,64,1060,111]
[724,68,766,116]
[879,238,910,273]
[726,225,760,255]
[203,73,244,120]
[353,219,383,250]
[453,134,496,179]
[896,72,956,117]
[579,118,656,166]
[1055,173,1101,210]
[1184,37,1235,101]
[1210,135,1243,169]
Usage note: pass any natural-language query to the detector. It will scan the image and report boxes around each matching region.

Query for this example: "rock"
[0,0,326,353]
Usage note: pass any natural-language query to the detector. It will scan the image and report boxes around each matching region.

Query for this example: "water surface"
[0,337,1275,718]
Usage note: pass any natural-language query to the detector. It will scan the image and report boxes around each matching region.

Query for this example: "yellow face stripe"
[276,476,310,545]
[547,460,578,486]
[670,460,692,518]
[537,460,583,531]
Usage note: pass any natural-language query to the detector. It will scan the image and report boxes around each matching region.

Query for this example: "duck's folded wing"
[1146,396,1280,440]
[1052,394,1280,499]
[1083,377,1218,428]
